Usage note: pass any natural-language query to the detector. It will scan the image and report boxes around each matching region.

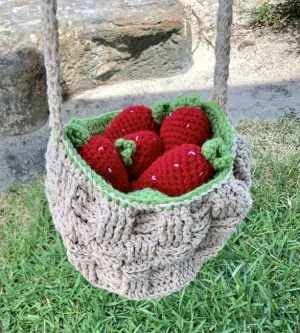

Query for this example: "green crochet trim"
[115,139,136,166]
[80,110,121,136]
[63,93,235,205]
[151,93,206,123]
[64,119,90,148]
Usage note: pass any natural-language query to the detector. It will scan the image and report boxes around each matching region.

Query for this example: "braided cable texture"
[46,134,252,300]
[40,0,63,138]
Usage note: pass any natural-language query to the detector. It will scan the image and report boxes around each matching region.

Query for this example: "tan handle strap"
[213,0,234,110]
[40,0,63,138]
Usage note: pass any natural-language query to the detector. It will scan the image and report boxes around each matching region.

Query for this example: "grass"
[251,0,300,28]
[1,117,300,333]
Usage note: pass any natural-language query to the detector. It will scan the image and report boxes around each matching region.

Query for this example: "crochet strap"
[40,0,63,138]
[40,0,234,138]
[213,0,234,110]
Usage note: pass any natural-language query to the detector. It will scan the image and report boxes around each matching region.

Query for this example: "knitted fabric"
[152,101,173,124]
[41,0,250,301]
[103,105,158,142]
[65,119,90,148]
[132,144,214,196]
[45,93,252,300]
[64,94,235,204]
[46,133,252,300]
[114,139,136,166]
[79,136,130,193]
[160,107,211,151]
[116,131,162,180]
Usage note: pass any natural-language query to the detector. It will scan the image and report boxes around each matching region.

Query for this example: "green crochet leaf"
[213,155,234,171]
[65,119,90,148]
[202,138,223,161]
[202,138,233,171]
[151,101,174,124]
[115,139,136,166]
[172,93,202,109]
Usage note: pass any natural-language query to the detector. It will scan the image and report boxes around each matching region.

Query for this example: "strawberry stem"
[115,139,136,166]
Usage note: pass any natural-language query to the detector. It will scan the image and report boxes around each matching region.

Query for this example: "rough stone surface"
[0,0,192,136]
[0,47,48,136]
[58,0,193,97]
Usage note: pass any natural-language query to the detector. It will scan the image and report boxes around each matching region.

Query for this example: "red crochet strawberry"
[103,105,158,142]
[79,136,130,192]
[132,144,214,196]
[160,107,211,151]
[115,131,162,180]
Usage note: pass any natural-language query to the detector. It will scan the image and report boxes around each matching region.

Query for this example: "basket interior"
[62,94,236,205]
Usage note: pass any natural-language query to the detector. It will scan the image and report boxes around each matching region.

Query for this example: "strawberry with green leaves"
[160,107,211,151]
[79,136,130,192]
[103,105,158,142]
[115,131,162,180]
[132,143,213,196]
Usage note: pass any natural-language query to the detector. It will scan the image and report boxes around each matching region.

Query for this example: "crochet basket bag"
[41,0,252,300]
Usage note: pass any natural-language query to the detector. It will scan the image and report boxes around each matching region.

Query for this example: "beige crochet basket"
[41,0,252,300]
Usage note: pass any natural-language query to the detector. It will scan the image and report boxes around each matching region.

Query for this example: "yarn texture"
[79,136,130,193]
[46,132,252,300]
[103,105,158,142]
[160,107,211,151]
[41,0,252,300]
[116,131,162,179]
[64,94,235,204]
[132,144,213,196]
[45,94,252,300]
[65,119,90,148]
[115,138,136,166]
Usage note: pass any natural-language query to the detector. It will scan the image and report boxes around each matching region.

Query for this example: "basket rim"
[62,94,236,208]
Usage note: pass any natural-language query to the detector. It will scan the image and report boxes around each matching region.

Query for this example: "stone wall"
[0,0,192,136]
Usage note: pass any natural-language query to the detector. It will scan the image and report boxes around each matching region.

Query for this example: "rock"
[59,0,193,97]
[0,0,192,136]
[0,48,48,136]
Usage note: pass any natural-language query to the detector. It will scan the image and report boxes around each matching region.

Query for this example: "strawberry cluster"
[78,105,213,196]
